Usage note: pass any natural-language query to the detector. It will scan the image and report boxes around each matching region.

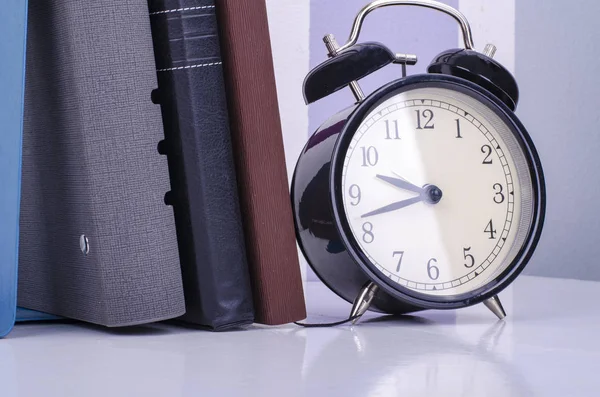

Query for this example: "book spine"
[215,0,307,324]
[148,0,255,329]
[0,0,29,337]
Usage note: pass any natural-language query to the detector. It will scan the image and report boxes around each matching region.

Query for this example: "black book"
[148,0,255,330]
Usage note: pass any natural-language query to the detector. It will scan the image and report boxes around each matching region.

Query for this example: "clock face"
[340,83,536,298]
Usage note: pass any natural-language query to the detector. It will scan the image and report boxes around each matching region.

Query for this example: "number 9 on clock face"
[338,82,538,299]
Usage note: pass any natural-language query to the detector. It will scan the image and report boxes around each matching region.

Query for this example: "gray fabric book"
[17,0,186,327]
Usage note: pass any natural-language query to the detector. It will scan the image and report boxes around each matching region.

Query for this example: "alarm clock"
[291,0,545,323]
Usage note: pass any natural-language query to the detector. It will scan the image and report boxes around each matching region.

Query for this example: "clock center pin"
[423,184,443,204]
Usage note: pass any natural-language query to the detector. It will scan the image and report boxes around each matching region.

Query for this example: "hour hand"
[361,196,423,218]
[376,174,423,194]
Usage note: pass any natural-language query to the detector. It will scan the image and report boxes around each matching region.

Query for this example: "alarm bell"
[303,0,519,111]
[303,41,417,104]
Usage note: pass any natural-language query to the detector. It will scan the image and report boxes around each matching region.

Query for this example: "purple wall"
[309,0,459,133]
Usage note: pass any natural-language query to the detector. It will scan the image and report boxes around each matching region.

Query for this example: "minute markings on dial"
[341,98,516,291]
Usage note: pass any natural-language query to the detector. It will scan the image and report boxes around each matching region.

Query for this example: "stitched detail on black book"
[157,61,222,72]
[150,5,215,15]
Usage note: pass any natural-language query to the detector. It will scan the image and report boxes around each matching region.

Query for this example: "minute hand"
[361,196,423,218]
[376,174,424,194]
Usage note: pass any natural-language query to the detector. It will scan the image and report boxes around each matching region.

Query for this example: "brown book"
[215,0,307,325]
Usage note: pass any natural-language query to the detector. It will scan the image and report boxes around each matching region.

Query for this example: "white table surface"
[1,276,599,397]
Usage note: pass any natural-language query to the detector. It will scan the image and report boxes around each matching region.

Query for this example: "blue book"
[1,0,28,337]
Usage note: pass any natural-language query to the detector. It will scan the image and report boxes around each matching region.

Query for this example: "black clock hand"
[361,196,423,218]
[376,174,424,194]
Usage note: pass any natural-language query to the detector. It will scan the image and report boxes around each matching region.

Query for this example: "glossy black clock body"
[291,74,546,313]
[292,103,420,314]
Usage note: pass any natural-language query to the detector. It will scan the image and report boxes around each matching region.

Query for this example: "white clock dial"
[341,86,534,296]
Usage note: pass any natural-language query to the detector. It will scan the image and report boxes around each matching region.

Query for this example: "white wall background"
[265,0,311,280]
[515,0,600,281]
[265,0,311,183]
[458,0,515,73]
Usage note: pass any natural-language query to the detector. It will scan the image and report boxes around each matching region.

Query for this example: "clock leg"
[350,282,379,324]
[483,295,507,320]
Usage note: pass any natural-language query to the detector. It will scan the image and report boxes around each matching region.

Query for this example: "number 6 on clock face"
[339,82,537,298]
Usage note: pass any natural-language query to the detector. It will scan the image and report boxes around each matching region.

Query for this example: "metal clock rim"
[329,74,546,309]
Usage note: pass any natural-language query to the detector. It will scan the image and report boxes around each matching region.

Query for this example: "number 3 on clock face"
[340,84,536,298]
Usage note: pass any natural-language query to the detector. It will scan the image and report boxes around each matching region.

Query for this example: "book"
[0,0,28,338]
[17,0,186,327]
[147,0,255,330]
[215,0,307,325]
